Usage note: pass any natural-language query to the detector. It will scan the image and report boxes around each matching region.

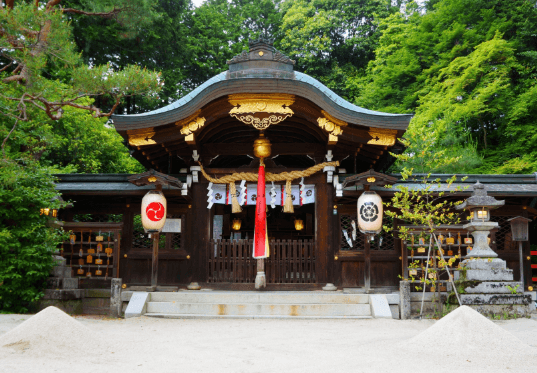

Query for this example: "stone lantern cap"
[456,181,505,211]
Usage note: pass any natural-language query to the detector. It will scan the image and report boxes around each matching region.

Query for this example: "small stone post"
[110,278,122,318]
[400,280,411,320]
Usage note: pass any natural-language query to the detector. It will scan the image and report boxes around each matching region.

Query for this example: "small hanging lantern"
[357,191,383,234]
[343,170,395,236]
[508,216,531,242]
[294,219,304,231]
[141,190,167,232]
[232,218,242,231]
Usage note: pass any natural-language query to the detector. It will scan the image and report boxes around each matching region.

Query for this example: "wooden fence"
[208,239,316,284]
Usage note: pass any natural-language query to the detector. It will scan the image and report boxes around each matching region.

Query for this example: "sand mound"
[406,306,536,357]
[0,306,108,357]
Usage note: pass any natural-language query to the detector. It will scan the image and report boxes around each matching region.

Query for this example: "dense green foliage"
[354,0,537,173]
[0,1,159,312]
[0,160,64,313]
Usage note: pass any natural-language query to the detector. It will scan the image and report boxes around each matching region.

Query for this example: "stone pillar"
[400,280,411,320]
[110,278,122,318]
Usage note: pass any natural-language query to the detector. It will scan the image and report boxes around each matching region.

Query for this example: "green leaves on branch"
[0,159,65,313]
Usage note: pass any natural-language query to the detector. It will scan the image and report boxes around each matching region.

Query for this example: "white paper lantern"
[141,190,167,232]
[357,191,383,234]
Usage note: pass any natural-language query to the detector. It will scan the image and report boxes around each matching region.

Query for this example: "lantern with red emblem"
[141,190,167,232]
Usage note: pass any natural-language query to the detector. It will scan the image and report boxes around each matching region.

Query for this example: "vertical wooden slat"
[233,239,238,283]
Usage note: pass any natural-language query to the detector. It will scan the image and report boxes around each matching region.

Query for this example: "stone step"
[464,258,506,270]
[455,268,513,281]
[463,282,523,294]
[50,266,72,278]
[460,293,532,306]
[145,301,372,317]
[43,289,84,300]
[148,291,370,304]
[144,313,373,320]
[47,277,79,290]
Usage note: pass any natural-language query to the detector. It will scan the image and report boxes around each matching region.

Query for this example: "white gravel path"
[1,308,536,373]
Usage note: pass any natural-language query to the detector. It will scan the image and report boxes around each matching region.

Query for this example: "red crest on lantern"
[141,191,167,232]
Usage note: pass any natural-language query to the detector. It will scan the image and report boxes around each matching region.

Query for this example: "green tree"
[0,0,162,312]
[280,0,400,97]
[0,160,64,313]
[355,0,537,174]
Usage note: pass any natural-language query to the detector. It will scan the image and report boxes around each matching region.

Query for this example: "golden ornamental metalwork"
[368,128,398,146]
[253,134,272,159]
[177,111,206,136]
[148,176,157,183]
[128,131,156,146]
[317,111,346,144]
[228,94,295,130]
[317,118,344,136]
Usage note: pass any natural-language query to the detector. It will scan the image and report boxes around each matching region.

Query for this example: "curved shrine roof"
[112,39,412,131]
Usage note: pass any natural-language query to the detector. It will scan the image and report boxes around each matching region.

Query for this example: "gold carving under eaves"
[128,131,156,146]
[177,111,206,136]
[368,128,398,146]
[317,111,346,144]
[228,94,295,130]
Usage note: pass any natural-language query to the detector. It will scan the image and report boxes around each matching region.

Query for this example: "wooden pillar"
[120,207,134,285]
[364,234,371,292]
[315,181,333,285]
[148,232,159,291]
[189,182,211,283]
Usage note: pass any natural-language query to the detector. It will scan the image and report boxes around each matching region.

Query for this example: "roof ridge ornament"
[227,38,295,66]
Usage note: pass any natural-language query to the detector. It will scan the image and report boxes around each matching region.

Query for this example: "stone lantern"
[456,182,504,258]
[453,183,532,317]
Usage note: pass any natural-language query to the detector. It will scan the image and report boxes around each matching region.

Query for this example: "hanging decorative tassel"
[283,179,294,213]
[253,162,269,259]
[229,182,242,213]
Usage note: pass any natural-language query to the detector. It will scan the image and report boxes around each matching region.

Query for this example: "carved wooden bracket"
[177,110,206,136]
[367,128,398,146]
[128,131,156,146]
[317,111,346,144]
[228,94,295,130]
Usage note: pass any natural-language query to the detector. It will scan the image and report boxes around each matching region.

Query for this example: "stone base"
[463,258,506,270]
[50,266,72,278]
[322,283,337,291]
[46,277,79,290]
[187,282,201,290]
[36,299,83,314]
[460,293,532,306]
[463,281,523,294]
[455,268,513,281]
[44,289,84,300]
[467,304,533,318]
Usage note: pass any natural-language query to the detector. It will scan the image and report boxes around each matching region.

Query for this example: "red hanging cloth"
[253,164,269,258]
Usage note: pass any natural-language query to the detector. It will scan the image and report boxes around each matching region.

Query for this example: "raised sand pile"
[407,306,536,357]
[0,306,108,356]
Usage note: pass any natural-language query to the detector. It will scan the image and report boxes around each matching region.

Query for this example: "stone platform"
[122,290,401,319]
[452,258,533,317]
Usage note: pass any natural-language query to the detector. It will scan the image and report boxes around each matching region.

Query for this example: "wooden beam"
[200,143,325,156]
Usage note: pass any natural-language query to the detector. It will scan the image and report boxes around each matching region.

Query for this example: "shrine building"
[55,39,537,308]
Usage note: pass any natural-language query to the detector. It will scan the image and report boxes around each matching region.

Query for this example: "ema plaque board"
[162,219,181,233]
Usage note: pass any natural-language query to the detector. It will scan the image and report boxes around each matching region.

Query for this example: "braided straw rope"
[198,161,340,184]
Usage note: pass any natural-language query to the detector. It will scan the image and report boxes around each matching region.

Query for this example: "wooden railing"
[208,239,316,284]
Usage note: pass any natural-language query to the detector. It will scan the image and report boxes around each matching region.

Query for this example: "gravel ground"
[1,312,537,373]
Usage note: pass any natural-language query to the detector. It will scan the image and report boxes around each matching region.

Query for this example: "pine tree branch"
[61,7,124,19]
